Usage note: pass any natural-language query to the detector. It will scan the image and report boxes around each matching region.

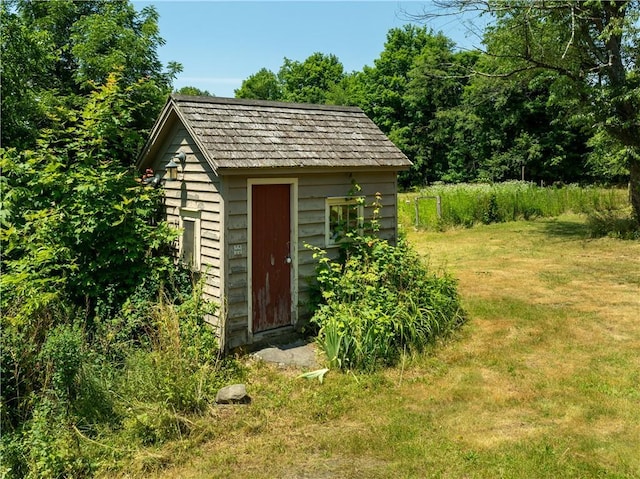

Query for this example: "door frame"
[247,177,298,340]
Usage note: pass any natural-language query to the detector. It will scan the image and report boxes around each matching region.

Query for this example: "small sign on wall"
[233,244,243,257]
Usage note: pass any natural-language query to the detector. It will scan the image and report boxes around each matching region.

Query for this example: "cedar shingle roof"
[140,95,411,172]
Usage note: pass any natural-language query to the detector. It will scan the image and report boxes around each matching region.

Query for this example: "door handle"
[285,256,292,264]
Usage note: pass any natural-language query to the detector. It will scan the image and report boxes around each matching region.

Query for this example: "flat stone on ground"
[253,340,319,369]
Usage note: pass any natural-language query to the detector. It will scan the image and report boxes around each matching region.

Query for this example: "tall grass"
[399,182,629,229]
[0,279,244,479]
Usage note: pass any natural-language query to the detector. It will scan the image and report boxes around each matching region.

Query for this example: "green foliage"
[0,68,238,478]
[309,234,464,372]
[175,86,215,96]
[0,0,180,150]
[462,67,592,184]
[1,73,176,322]
[235,67,283,101]
[39,324,85,400]
[235,13,638,199]
[278,52,345,104]
[476,0,640,221]
[0,1,55,149]
[587,210,640,240]
[0,4,238,476]
[0,277,241,478]
[116,288,233,445]
[402,182,630,230]
[20,398,90,479]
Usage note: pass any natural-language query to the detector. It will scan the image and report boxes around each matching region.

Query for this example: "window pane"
[346,204,359,230]
[182,219,195,266]
[329,205,343,241]
[328,201,361,243]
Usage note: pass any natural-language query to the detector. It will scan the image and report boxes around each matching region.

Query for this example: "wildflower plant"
[308,190,464,371]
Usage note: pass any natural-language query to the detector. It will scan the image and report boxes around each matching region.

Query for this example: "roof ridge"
[171,94,363,113]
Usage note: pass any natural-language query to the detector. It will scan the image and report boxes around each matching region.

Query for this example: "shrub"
[308,234,465,371]
[587,209,640,239]
[0,69,246,477]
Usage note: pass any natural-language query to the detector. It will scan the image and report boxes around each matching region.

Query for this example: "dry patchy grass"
[109,214,640,479]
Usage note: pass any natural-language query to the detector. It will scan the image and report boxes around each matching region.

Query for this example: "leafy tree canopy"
[423,0,640,219]
[235,67,282,101]
[0,73,176,322]
[235,6,639,219]
[278,52,345,104]
[175,86,215,96]
[1,0,181,153]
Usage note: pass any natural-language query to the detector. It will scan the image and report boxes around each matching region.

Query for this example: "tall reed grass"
[399,182,629,229]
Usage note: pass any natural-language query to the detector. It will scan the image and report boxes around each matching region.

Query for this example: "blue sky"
[135,1,487,98]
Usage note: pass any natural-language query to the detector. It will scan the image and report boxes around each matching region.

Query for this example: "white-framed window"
[179,208,201,270]
[325,197,363,246]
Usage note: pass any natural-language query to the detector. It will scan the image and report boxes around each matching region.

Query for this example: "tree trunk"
[629,157,640,225]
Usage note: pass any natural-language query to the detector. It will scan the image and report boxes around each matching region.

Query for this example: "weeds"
[0,277,243,479]
[308,233,465,371]
[587,208,640,239]
[402,181,629,229]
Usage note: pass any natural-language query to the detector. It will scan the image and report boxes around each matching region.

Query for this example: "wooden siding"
[224,176,249,348]
[223,170,398,348]
[150,126,224,335]
[296,171,398,319]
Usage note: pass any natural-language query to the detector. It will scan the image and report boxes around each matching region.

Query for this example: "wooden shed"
[137,95,411,351]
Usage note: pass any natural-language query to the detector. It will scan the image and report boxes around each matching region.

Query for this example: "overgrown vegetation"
[401,182,632,231]
[0,275,241,479]
[309,235,464,371]
[308,193,464,371]
[0,62,240,479]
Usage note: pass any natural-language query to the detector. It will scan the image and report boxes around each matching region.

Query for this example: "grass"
[399,182,630,229]
[101,213,640,479]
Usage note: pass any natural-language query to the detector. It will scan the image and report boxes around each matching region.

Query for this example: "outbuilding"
[137,95,411,351]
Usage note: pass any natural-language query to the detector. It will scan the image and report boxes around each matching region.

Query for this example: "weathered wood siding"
[223,170,399,349]
[224,176,249,348]
[150,125,224,334]
[296,171,399,320]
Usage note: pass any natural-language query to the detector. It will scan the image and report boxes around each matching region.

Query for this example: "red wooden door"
[252,184,292,333]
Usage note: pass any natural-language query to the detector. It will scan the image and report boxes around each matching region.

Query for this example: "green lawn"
[107,214,640,479]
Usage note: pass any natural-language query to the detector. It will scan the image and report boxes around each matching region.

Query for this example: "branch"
[477,50,582,81]
[562,3,576,59]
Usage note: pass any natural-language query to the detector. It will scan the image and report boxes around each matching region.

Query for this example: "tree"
[1,0,181,153]
[1,73,175,321]
[358,25,436,133]
[460,62,592,183]
[404,44,479,184]
[235,67,282,100]
[0,1,55,149]
[278,52,345,104]
[176,86,214,96]
[418,0,640,222]
[324,71,368,106]
[353,25,475,185]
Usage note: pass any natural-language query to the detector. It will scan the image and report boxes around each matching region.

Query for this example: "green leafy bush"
[309,234,465,371]
[0,73,242,478]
